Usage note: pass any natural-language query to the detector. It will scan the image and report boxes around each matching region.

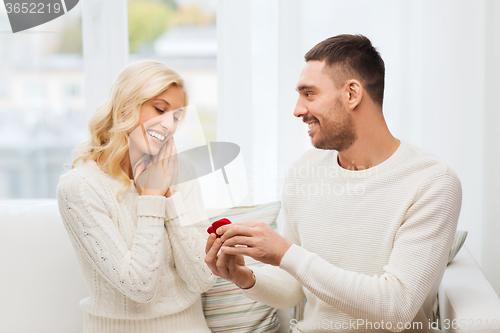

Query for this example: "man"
[205,34,462,332]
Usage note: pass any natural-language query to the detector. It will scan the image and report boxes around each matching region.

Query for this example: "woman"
[57,60,216,333]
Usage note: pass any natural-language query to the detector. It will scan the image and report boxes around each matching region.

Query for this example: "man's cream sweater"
[57,158,216,333]
[243,140,462,333]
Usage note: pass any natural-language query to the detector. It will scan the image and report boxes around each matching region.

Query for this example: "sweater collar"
[83,159,138,194]
[333,140,408,179]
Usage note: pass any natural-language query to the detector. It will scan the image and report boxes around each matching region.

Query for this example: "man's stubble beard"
[311,98,357,151]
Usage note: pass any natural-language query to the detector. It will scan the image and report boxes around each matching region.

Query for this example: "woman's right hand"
[136,137,178,197]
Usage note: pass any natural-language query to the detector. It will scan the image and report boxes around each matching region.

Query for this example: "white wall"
[217,0,311,206]
[481,0,500,300]
[217,0,500,295]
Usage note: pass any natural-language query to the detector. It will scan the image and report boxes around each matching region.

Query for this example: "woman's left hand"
[134,137,178,197]
[157,137,178,198]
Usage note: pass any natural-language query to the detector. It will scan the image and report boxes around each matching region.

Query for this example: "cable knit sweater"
[242,140,462,333]
[57,157,216,333]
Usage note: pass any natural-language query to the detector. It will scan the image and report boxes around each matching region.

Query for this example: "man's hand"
[204,233,256,289]
[217,222,292,267]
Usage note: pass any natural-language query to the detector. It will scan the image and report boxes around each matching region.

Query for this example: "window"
[0,3,85,199]
[0,0,217,199]
[128,0,217,142]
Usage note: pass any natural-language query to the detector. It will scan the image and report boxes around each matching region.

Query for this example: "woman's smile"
[146,129,167,144]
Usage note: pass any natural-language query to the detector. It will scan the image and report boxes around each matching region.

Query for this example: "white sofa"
[438,247,500,333]
[1,199,499,333]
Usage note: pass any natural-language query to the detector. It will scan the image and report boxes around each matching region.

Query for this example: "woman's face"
[129,84,185,159]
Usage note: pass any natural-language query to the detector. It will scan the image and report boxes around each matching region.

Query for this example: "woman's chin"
[146,147,161,156]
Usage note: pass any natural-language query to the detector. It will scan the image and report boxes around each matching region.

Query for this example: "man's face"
[294,60,357,151]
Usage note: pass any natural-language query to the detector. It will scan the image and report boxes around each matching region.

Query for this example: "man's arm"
[220,172,462,328]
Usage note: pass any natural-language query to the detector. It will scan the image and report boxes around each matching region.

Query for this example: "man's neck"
[337,131,400,171]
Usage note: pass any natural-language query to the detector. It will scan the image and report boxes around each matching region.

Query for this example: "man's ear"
[345,79,362,110]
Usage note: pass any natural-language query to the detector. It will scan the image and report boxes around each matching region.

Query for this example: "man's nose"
[293,100,307,118]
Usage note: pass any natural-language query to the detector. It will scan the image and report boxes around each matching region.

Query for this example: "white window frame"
[82,0,129,117]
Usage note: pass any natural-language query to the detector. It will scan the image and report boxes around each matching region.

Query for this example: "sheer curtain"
[217,0,500,295]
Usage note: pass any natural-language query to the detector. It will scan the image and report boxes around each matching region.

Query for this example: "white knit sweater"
[57,157,216,333]
[242,140,462,333]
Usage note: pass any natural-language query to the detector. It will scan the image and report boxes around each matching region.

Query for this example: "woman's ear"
[345,79,362,110]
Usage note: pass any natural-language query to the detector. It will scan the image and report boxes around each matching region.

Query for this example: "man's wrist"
[277,241,293,266]
[237,270,256,290]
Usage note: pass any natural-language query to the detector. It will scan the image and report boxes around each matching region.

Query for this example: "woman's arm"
[57,173,168,303]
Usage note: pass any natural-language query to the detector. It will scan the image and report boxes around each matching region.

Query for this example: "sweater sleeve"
[241,189,306,309]
[163,158,216,294]
[57,173,168,304]
[277,172,462,332]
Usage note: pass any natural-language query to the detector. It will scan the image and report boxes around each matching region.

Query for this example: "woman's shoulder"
[57,160,107,197]
[59,159,100,181]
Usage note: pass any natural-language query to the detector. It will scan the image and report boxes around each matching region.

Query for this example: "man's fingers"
[221,245,253,257]
[222,235,254,248]
[218,224,255,243]
[236,254,246,266]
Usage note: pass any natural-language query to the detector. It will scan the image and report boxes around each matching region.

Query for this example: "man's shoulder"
[400,142,461,186]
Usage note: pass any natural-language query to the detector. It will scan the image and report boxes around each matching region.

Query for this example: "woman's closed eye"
[155,106,181,122]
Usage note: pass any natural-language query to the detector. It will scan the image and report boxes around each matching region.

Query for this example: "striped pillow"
[447,229,468,265]
[202,202,281,333]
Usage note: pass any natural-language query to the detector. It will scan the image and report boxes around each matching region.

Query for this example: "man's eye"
[154,107,164,113]
[306,93,312,97]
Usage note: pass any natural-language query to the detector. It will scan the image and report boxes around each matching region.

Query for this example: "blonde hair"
[71,60,188,200]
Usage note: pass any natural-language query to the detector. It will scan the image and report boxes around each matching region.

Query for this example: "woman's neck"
[97,152,134,180]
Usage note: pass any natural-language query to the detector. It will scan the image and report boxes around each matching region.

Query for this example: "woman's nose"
[158,111,176,131]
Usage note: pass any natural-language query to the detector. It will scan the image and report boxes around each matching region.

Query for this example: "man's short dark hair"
[305,34,385,107]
